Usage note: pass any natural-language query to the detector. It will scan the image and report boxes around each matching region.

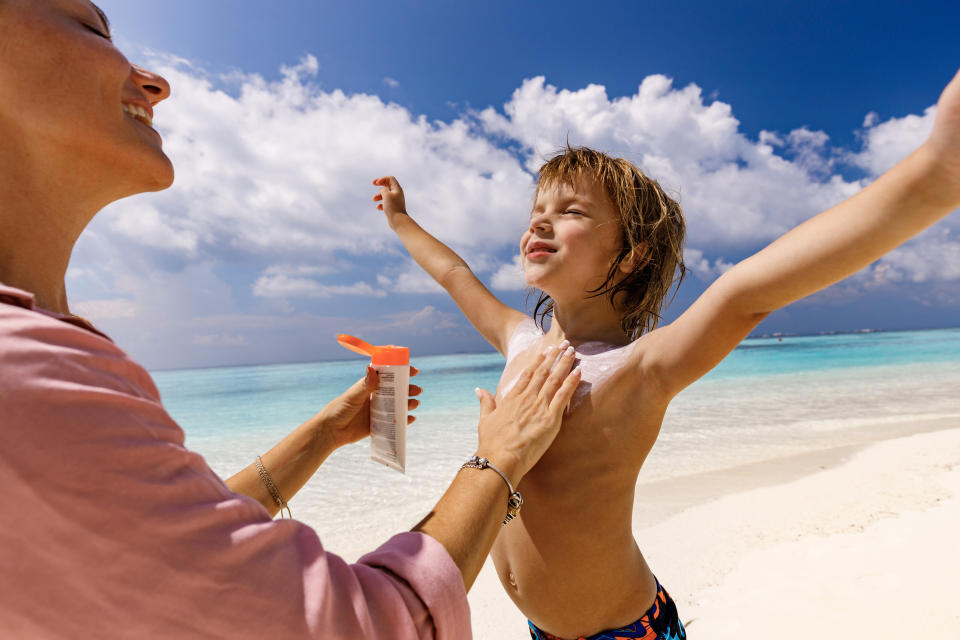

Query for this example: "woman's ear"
[619,243,650,274]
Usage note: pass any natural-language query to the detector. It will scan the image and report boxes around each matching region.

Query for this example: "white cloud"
[63,55,956,368]
[262,264,338,277]
[376,261,445,294]
[71,298,139,320]
[491,254,526,290]
[377,305,460,332]
[478,75,866,251]
[866,230,960,285]
[93,54,535,262]
[252,273,384,299]
[684,248,735,281]
[383,77,400,88]
[849,106,936,176]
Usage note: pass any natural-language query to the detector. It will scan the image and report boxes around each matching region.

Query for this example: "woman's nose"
[131,64,171,105]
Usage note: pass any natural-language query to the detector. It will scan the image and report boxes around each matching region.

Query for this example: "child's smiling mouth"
[526,241,557,259]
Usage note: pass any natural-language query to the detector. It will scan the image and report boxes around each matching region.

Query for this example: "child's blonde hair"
[532,146,687,339]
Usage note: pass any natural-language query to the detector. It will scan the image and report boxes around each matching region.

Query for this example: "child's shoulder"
[504,316,543,361]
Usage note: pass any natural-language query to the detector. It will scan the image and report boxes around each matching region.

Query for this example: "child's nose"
[529,213,551,233]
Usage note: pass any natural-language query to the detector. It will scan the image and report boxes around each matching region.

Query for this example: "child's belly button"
[508,572,518,590]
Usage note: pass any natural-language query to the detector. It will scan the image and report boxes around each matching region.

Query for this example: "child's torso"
[491,319,666,638]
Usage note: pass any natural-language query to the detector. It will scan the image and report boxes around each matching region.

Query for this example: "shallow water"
[152,327,960,558]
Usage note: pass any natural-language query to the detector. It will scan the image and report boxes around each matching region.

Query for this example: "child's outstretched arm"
[642,69,960,397]
[373,176,527,355]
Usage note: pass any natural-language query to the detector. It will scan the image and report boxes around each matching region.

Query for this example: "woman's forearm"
[226,414,335,517]
[416,345,581,591]
[413,457,519,591]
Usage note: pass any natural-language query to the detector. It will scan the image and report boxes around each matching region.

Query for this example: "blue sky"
[74,0,960,370]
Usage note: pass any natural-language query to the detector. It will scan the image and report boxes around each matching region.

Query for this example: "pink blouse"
[0,283,470,639]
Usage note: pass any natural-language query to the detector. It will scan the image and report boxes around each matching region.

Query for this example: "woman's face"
[0,0,174,198]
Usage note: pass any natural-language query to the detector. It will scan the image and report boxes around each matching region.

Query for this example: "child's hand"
[372,176,408,228]
[926,69,960,189]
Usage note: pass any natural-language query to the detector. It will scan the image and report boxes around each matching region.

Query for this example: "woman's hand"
[318,365,421,451]
[473,342,581,484]
[411,343,580,590]
[372,175,409,228]
[226,365,421,515]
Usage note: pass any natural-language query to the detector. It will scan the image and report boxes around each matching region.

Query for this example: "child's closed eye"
[561,209,584,216]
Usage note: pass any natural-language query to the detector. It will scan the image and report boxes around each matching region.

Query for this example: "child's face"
[521,176,623,301]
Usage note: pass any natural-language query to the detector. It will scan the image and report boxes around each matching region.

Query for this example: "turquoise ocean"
[153,328,960,558]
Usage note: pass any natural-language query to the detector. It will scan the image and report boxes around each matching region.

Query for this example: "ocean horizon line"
[147,324,960,375]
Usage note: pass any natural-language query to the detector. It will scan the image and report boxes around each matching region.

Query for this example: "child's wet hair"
[532,146,687,339]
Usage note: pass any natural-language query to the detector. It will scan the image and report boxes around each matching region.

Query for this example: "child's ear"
[618,243,650,274]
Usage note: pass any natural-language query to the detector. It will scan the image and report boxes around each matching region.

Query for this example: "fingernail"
[543,345,556,355]
[559,339,570,349]
[474,387,482,399]
[564,346,575,357]
[572,365,582,375]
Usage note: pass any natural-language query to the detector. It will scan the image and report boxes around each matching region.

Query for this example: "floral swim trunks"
[527,579,686,640]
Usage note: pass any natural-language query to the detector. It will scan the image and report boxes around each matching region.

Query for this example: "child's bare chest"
[496,330,664,471]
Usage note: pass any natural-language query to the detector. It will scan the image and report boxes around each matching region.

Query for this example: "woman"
[0,1,582,637]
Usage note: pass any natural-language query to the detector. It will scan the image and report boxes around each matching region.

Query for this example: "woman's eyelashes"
[84,23,112,40]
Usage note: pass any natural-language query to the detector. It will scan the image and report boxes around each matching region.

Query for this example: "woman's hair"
[531,146,687,340]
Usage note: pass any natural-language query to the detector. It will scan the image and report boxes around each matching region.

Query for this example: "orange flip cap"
[337,334,409,366]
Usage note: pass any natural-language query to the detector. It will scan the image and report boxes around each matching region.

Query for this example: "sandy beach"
[162,336,960,638]
[468,417,960,638]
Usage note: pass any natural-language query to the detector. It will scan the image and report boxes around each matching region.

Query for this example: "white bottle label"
[370,364,409,473]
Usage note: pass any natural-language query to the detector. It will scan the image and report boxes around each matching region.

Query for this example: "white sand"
[467,423,960,638]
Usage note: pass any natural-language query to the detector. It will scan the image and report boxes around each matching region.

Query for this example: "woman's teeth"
[122,103,153,126]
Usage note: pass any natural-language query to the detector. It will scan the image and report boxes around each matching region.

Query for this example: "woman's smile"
[122,102,154,127]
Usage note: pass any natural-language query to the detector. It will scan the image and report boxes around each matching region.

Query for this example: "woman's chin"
[150,161,176,191]
[137,153,176,192]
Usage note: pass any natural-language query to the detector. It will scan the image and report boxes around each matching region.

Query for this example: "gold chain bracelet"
[255,456,292,519]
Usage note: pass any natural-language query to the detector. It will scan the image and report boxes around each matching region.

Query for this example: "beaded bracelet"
[461,455,523,525]
[255,456,292,519]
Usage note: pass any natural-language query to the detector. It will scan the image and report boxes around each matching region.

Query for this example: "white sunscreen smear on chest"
[498,318,634,409]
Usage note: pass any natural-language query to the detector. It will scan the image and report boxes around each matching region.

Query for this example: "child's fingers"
[408,384,422,397]
[407,415,417,425]
[377,204,383,211]
[372,175,399,189]
[407,398,420,411]
[373,193,383,202]
[549,366,582,416]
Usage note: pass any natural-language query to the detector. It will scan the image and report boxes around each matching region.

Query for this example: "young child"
[372,70,960,640]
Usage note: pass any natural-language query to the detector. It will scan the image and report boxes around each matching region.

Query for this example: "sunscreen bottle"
[337,334,410,473]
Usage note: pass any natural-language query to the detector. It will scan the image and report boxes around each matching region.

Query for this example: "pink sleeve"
[0,301,471,639]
